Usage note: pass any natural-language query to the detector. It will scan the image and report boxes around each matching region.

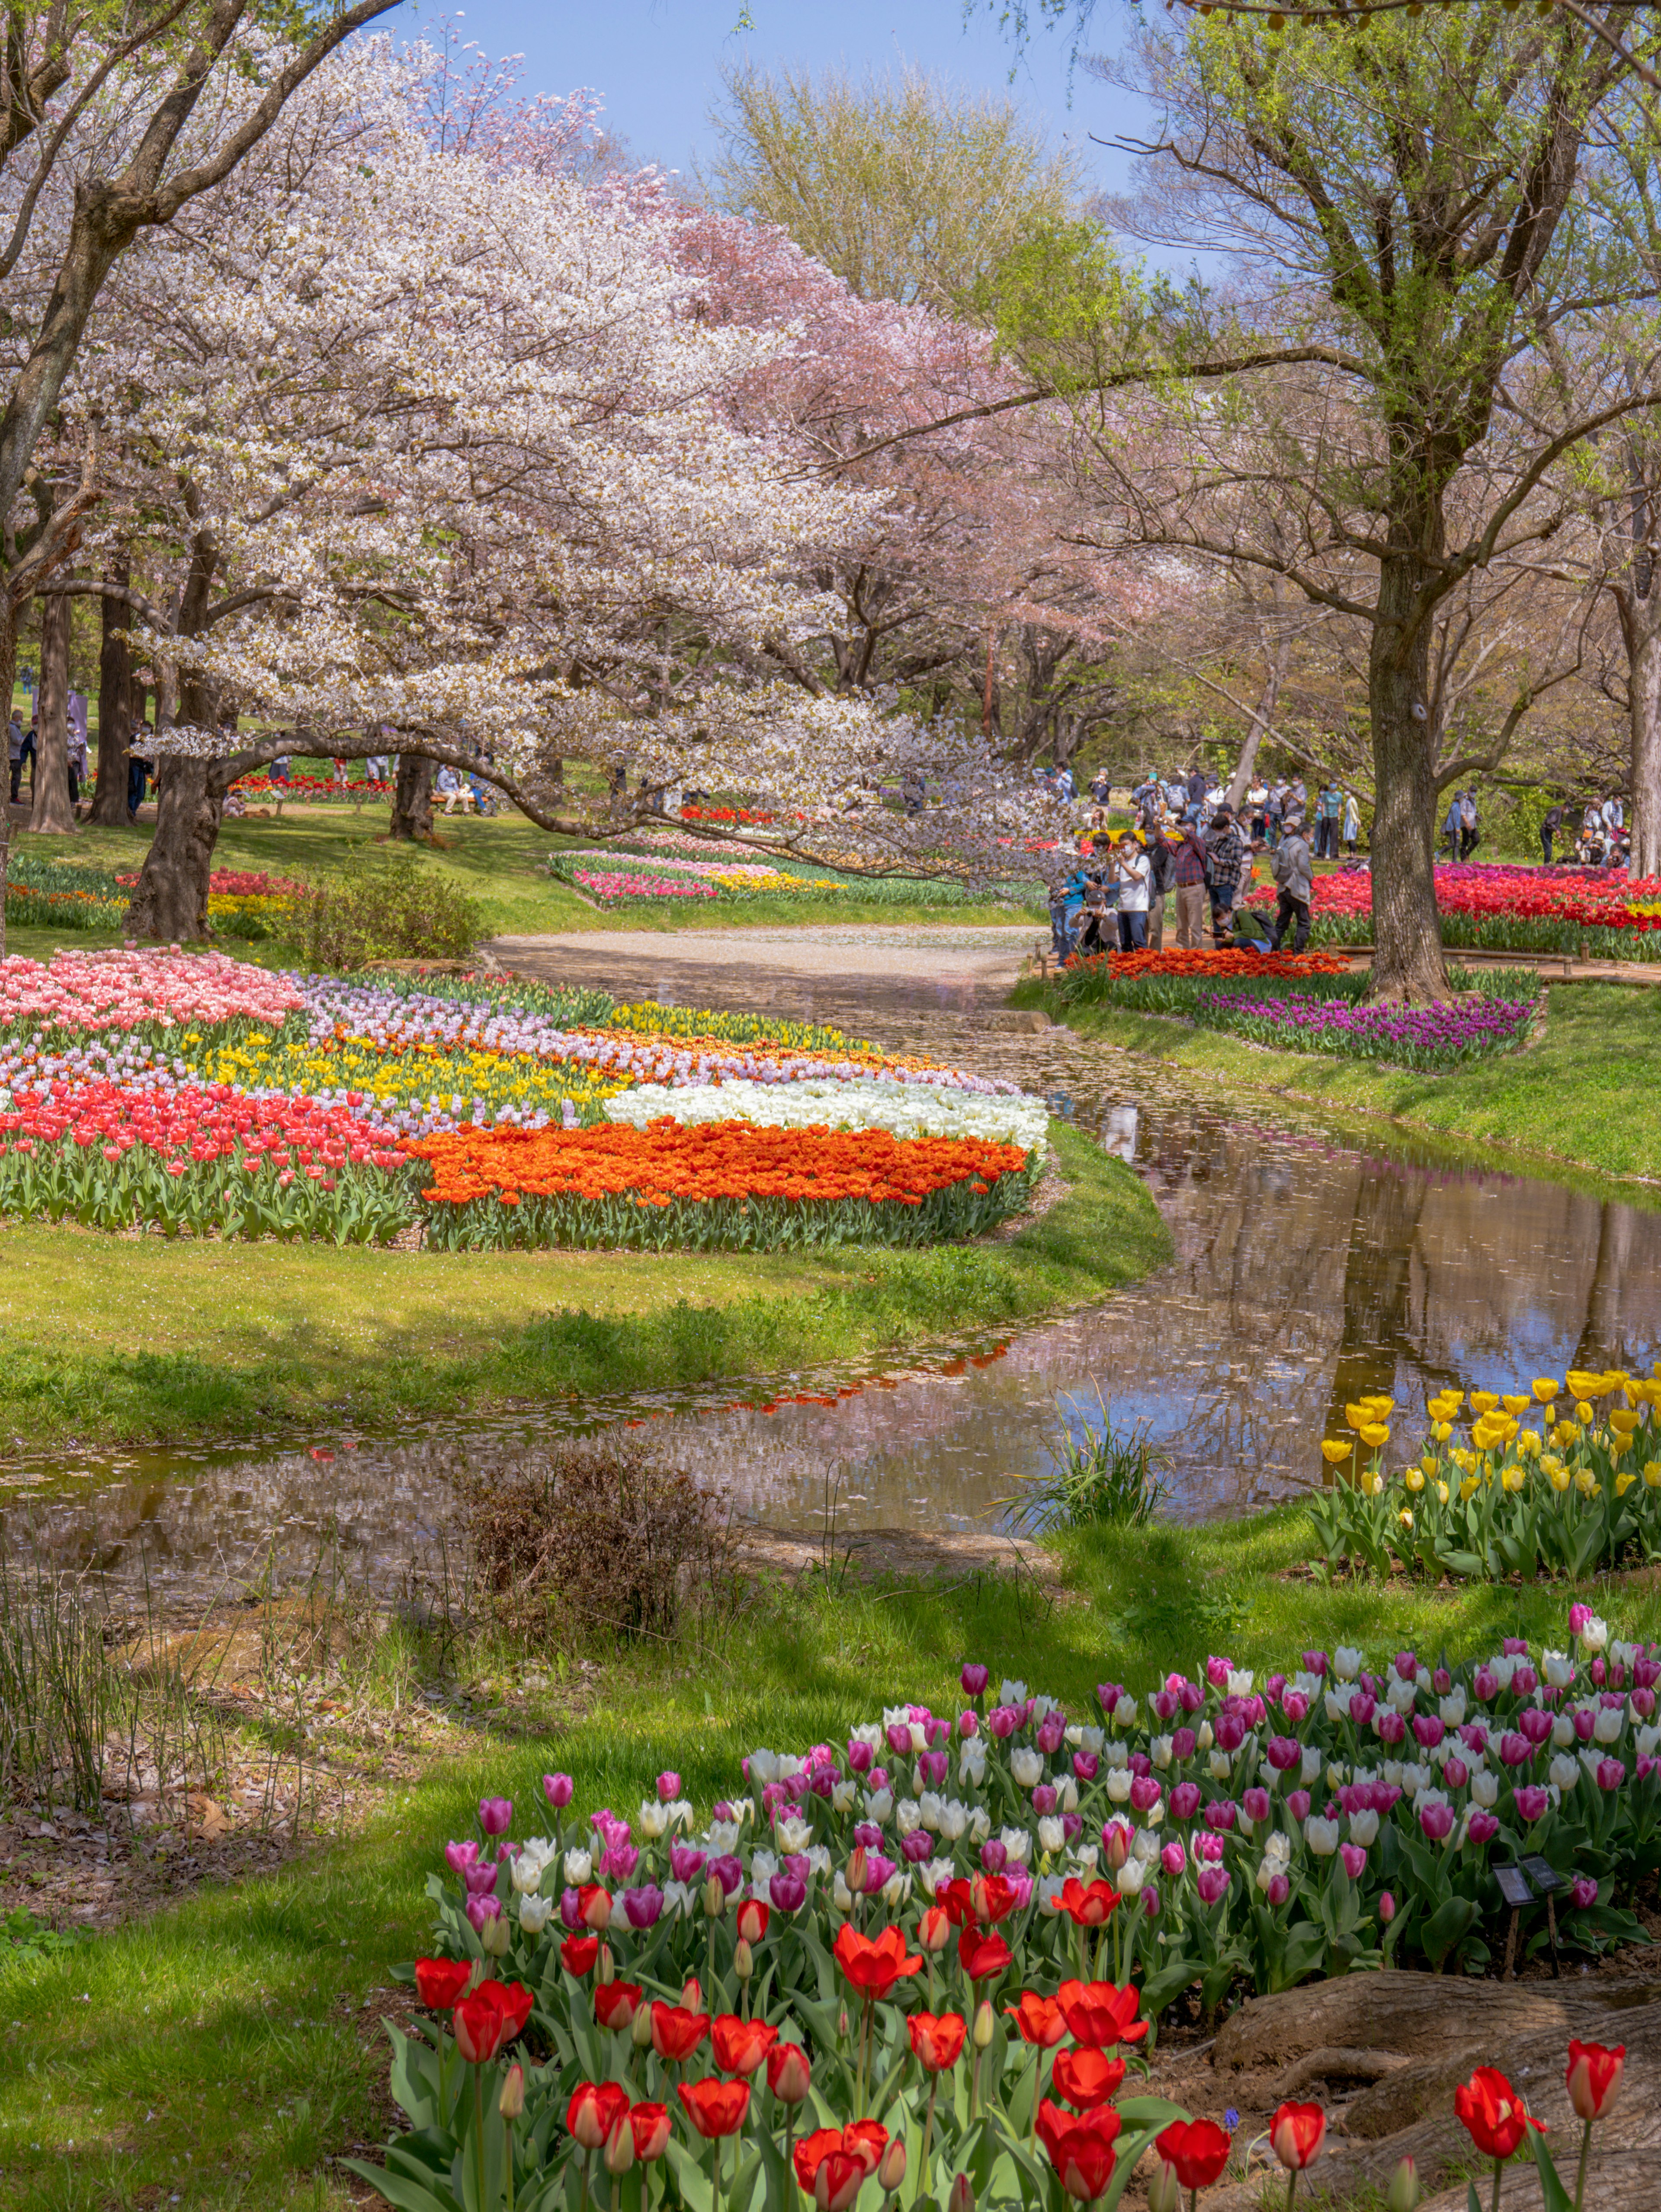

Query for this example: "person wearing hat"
[1269,812,1315,951]
[1111,829,1151,950]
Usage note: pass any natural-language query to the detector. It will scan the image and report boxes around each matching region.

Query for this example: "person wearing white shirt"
[1112,832,1151,951]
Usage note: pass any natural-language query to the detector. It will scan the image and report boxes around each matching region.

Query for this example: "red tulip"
[560,1935,600,1978]
[677,2079,751,2140]
[452,1979,532,2063]
[1454,2068,1542,2163]
[1052,2048,1127,2110]
[1005,1992,1068,2049]
[766,2041,812,2104]
[1055,1979,1147,2049]
[1565,2039,1625,2122]
[1045,2122,1118,2204]
[577,1883,612,1931]
[795,2121,889,2194]
[649,2001,710,2062]
[413,1956,472,2009]
[711,2014,778,2075]
[735,1898,770,1944]
[1058,1876,1119,1929]
[593,1980,642,2031]
[907,2010,968,2071]
[628,2102,673,2162]
[917,1904,953,1953]
[1270,2103,1327,2173]
[957,1926,1012,1983]
[1155,2117,1233,2191]
[832,1923,923,1999]
[809,2151,864,2212]
[567,2080,630,2150]
[1036,2100,1122,2164]
[969,1873,1017,1925]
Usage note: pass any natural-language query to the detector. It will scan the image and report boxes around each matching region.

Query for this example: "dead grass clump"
[463,1441,734,1647]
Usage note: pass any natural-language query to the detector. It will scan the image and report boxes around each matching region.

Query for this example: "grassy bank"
[6,813,1045,941]
[0,1125,1167,1451]
[1016,979,1661,1185]
[3,1502,1657,2212]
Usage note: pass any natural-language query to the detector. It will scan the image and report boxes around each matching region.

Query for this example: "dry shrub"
[463,1440,734,1647]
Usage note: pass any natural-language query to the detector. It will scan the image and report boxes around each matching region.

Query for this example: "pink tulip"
[657,1772,681,1801]
[1195,1866,1231,1905]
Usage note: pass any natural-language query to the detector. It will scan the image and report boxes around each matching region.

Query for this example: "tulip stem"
[923,2074,938,2174]
[1573,2118,1592,2212]
[1491,2157,1502,2212]
[474,2070,487,2212]
[1285,2172,1297,2212]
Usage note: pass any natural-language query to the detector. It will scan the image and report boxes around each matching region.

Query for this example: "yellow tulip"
[1359,1422,1390,1449]
[1363,1394,1396,1415]
[1451,1447,1476,1473]
[1460,1475,1481,1501]
[1368,1474,1385,1498]
[1609,1408,1641,1434]
[1502,1465,1526,1493]
[1616,1472,1638,1496]
[1436,1480,1449,1503]
[1554,1421,1581,1448]
[1532,1377,1560,1403]
[1421,1453,1439,1476]
[1501,1393,1531,1417]
[1645,1460,1661,1489]
[1398,1508,1414,1529]
[1517,1428,1542,1460]
[1549,1466,1572,1493]
[1344,1402,1372,1431]
[1406,1467,1425,1493]
[1575,1469,1599,1498]
[1566,1369,1604,1400]
[1321,1439,1354,1464]
[1610,1433,1632,1457]
[1433,1421,1453,1442]
[1574,1401,1594,1423]
[1469,1389,1500,1415]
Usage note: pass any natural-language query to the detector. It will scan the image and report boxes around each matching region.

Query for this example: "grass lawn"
[0,1125,1169,1450]
[6,811,1045,942]
[3,1507,1657,2212]
[1017,980,1661,1184]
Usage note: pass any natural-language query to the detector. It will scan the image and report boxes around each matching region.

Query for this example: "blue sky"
[402,0,1155,197]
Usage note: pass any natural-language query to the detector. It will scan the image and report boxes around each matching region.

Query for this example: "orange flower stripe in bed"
[407,1120,1029,1210]
[1068,948,1347,980]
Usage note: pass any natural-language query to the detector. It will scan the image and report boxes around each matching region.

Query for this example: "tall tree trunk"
[91,558,132,827]
[0,600,12,952]
[390,751,434,840]
[28,589,77,834]
[124,756,224,941]
[1226,627,1291,816]
[1624,593,1661,880]
[1369,551,1447,1002]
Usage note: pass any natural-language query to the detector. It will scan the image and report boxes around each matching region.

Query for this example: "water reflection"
[6,1082,1658,1605]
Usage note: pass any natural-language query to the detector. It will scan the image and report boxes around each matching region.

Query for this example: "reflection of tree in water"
[1571,1201,1645,1372]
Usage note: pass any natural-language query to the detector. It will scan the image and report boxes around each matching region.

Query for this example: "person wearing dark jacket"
[1171,813,1209,947]
[1204,806,1245,944]
[1541,803,1566,866]
[1145,825,1176,951]
[1269,816,1315,951]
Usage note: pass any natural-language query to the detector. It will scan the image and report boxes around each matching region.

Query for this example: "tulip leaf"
[1527,2125,1574,2212]
[336,2157,454,2212]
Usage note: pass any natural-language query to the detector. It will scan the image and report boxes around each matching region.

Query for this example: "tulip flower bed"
[1190,981,1540,1070]
[1055,951,1350,1017]
[0,951,1047,1248]
[358,1606,1655,2212]
[407,1124,1039,1252]
[1243,862,1661,959]
[1312,1365,1661,1583]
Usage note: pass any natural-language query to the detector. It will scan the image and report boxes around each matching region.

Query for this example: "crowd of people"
[1050,764,1339,961]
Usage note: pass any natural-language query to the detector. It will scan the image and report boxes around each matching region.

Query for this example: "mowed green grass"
[0,1127,1170,1448]
[1026,983,1661,1184]
[3,1508,1656,2212]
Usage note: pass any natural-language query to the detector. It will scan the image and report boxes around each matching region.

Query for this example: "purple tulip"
[464,1864,499,1897]
[445,1840,481,1875]
[1339,1844,1367,1879]
[862,1852,896,1894]
[601,1843,639,1882]
[657,1772,682,1802]
[1151,1689,1180,1723]
[1411,1715,1444,1751]
[1130,1774,1162,1814]
[885,1722,913,1757]
[900,1830,934,1863]
[1570,1876,1599,1910]
[1419,1802,1456,1843]
[961,1662,990,1697]
[1569,1602,1595,1636]
[1161,1840,1186,1877]
[1394,1650,1417,1682]
[1195,1865,1231,1905]
[1128,1751,1153,1780]
[1032,1784,1058,1816]
[1634,1656,1661,1690]
[1074,1750,1100,1783]
[846,1738,874,1774]
[560,1886,584,1930]
[1061,1812,1082,1844]
[1266,1735,1302,1773]
[1500,1732,1534,1767]
[1266,1872,1290,1908]
[1596,1757,1627,1792]
[980,1839,1008,1874]
[1375,1709,1407,1746]
[669,1843,706,1884]
[1280,1690,1309,1725]
[852,1821,884,1850]
[1512,1665,1539,1697]
[1632,1687,1657,1720]
[1459,1722,1491,1754]
[1142,1883,1161,1917]
[1168,1781,1201,1822]
[1243,1787,1271,1824]
[1301,1651,1328,1678]
[1036,1713,1066,1755]
[1472,1665,1500,1704]
[1518,1708,1554,1746]
[1097,1682,1124,1716]
[1205,1656,1233,1690]
[465,1894,502,1932]
[478,1797,513,1837]
[543,1773,574,1809]
[1203,1799,1238,1833]
[1503,1636,1530,1657]
[1194,1831,1226,1864]
[1286,1789,1312,1824]
[1467,1811,1499,1845]
[1264,1672,1286,1705]
[1433,1668,1452,1696]
[1214,1710,1247,1754]
[624,1884,664,1928]
[1178,1680,1205,1715]
[1513,1783,1550,1823]
[1006,1866,1035,1911]
[868,1770,891,1796]
[709,1853,744,1896]
[986,1706,1020,1741]
[918,1749,949,1788]
[770,1872,807,1912]
[1172,1726,1198,1762]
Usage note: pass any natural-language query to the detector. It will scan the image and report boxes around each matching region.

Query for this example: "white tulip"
[1151,1734,1175,1770]
[1305,1817,1339,1855]
[1542,1652,1574,1689]
[1471,1770,1499,1809]
[1105,1768,1133,1803]
[1593,1706,1625,1745]
[1334,1647,1363,1682]
[895,1800,923,1836]
[518,1894,553,1934]
[1347,1809,1379,1847]
[1010,1748,1045,1789]
[863,1792,894,1824]
[1038,1816,1066,1854]
[999,1825,1033,1864]
[1549,1754,1581,1792]
[563,1849,592,1884]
